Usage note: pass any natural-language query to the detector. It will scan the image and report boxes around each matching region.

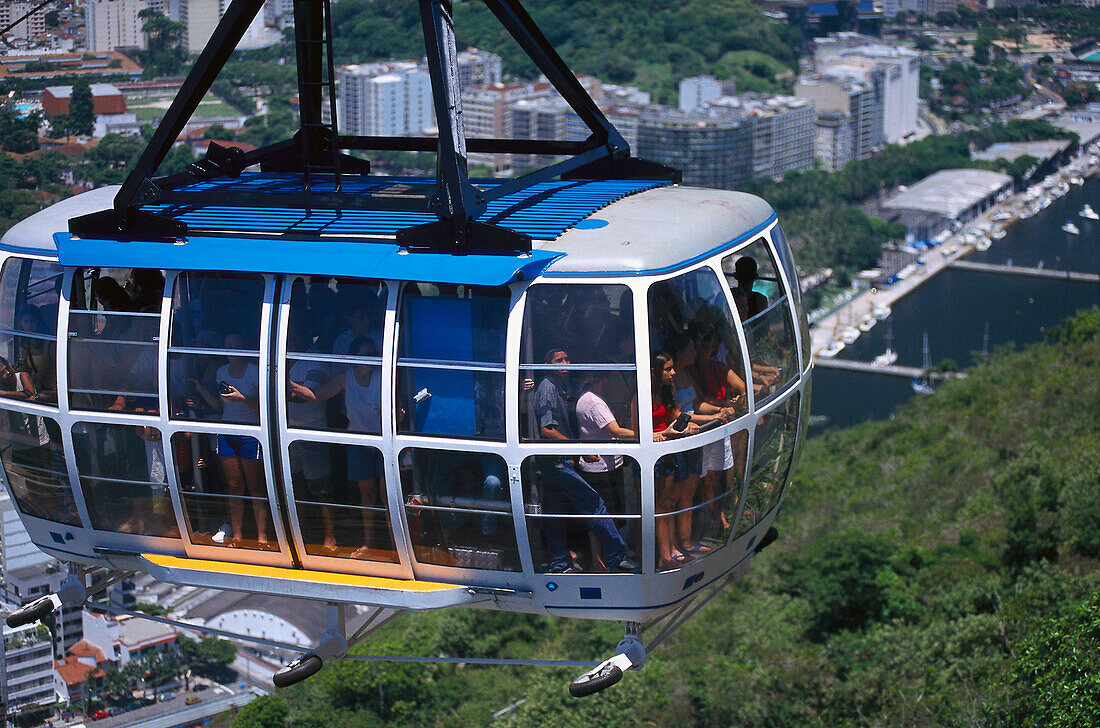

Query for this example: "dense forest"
[233,308,1100,728]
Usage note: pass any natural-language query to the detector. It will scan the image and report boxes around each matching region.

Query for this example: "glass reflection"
[648,267,748,438]
[521,284,636,442]
[723,243,799,403]
[399,448,518,571]
[0,258,61,405]
[289,440,397,562]
[0,415,79,525]
[522,456,640,574]
[72,423,178,537]
[397,285,507,439]
[171,432,275,551]
[68,268,163,413]
[740,393,801,534]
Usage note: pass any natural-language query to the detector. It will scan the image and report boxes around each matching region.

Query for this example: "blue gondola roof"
[141,174,671,242]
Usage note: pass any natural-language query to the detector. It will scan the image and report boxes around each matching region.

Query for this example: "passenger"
[532,348,637,573]
[286,327,336,554]
[731,256,768,321]
[666,333,733,557]
[576,372,636,555]
[0,355,37,402]
[15,305,56,402]
[333,297,383,355]
[301,337,386,559]
[649,351,698,569]
[188,334,268,548]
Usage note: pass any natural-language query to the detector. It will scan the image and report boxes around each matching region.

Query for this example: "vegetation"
[68,79,96,137]
[138,8,188,78]
[255,308,1100,727]
[0,107,41,153]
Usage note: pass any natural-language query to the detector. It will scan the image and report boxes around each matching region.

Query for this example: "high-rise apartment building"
[796,73,883,161]
[637,106,754,190]
[85,0,150,51]
[1,609,57,717]
[814,110,854,171]
[0,2,49,41]
[181,0,267,52]
[338,61,434,137]
[460,82,552,173]
[679,76,723,111]
[508,97,576,170]
[708,94,815,180]
[815,35,919,143]
[456,48,503,90]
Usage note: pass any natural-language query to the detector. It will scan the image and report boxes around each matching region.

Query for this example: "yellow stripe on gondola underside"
[142,554,462,592]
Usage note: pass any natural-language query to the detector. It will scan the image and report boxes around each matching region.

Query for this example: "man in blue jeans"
[533,348,638,573]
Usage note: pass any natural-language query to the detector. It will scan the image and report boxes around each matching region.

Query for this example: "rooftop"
[882,169,1013,219]
[971,140,1071,164]
[116,614,177,648]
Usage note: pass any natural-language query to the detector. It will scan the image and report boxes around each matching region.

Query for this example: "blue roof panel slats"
[143,175,669,241]
[55,233,565,286]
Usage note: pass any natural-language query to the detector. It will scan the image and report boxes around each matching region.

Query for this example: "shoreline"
[807,152,1099,360]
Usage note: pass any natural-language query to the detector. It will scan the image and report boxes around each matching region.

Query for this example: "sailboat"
[911,331,935,395]
[872,321,897,367]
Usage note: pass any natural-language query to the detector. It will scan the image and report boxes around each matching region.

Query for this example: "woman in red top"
[646,351,700,569]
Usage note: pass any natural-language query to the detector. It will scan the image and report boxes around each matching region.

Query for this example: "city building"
[53,640,108,706]
[814,35,920,143]
[42,83,138,137]
[679,76,723,111]
[796,73,883,160]
[0,2,49,42]
[508,96,578,170]
[86,0,149,52]
[82,611,178,667]
[457,48,503,90]
[636,106,754,190]
[709,93,815,180]
[2,491,84,655]
[461,81,553,172]
[182,0,269,53]
[814,109,854,171]
[1,607,57,717]
[337,61,434,137]
[0,51,144,82]
[878,168,1013,238]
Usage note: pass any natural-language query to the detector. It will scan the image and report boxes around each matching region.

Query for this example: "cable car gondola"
[1,0,811,696]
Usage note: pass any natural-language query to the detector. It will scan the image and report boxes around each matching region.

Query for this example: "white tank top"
[345,366,382,433]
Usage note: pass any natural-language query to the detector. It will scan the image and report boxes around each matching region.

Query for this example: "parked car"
[90,710,110,720]
[186,696,202,705]
[158,691,176,702]
[193,684,209,692]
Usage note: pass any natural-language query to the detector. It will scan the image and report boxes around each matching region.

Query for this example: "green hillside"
[328,0,802,103]
[256,309,1100,727]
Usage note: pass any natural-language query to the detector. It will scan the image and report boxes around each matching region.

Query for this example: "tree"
[68,79,95,137]
[139,8,187,78]
[0,107,40,153]
[44,10,60,27]
[232,695,290,728]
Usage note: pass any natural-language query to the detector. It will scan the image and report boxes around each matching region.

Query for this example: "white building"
[0,2,48,41]
[814,110,854,171]
[2,601,58,717]
[815,36,920,144]
[86,0,150,52]
[679,76,723,111]
[457,48,503,90]
[707,94,816,180]
[82,611,178,667]
[797,73,883,161]
[338,61,434,137]
[462,81,553,173]
[182,0,269,53]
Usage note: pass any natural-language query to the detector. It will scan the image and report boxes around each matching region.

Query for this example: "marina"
[808,159,1100,430]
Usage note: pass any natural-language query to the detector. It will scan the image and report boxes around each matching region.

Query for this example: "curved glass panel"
[0,415,79,525]
[399,448,518,571]
[648,267,748,442]
[521,454,640,573]
[769,224,811,368]
[397,285,508,440]
[740,392,801,534]
[72,423,178,538]
[286,277,387,435]
[722,242,798,405]
[653,429,747,571]
[520,284,637,443]
[289,440,397,562]
[171,432,276,551]
[68,268,164,413]
[0,258,62,405]
[168,273,264,424]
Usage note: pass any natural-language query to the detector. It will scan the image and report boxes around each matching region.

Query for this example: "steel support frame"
[69,0,678,252]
